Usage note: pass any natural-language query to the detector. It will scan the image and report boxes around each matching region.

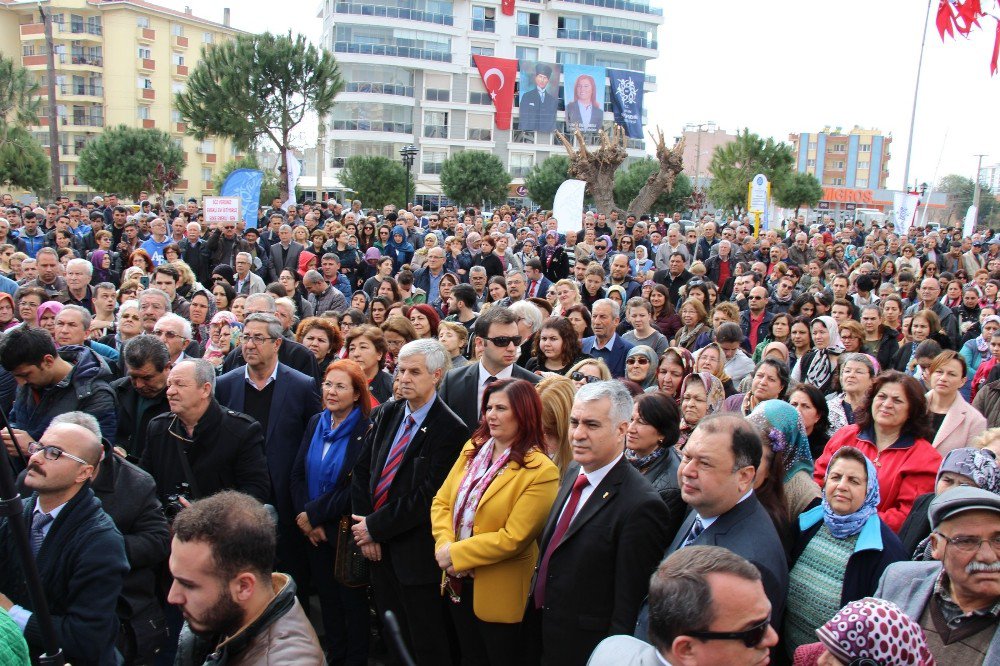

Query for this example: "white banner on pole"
[964,205,978,238]
[552,179,587,234]
[282,149,301,211]
[892,192,919,235]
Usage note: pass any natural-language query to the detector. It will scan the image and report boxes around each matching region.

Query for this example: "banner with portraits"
[517,60,561,133]
[607,68,645,139]
[561,64,606,134]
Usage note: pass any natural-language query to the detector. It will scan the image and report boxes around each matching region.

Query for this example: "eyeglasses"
[934,532,1000,553]
[28,442,89,465]
[241,334,276,346]
[570,371,601,384]
[626,357,650,365]
[155,330,187,340]
[686,615,772,648]
[595,245,607,251]
[749,295,766,300]
[484,335,522,348]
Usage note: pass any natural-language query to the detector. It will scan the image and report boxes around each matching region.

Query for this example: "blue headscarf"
[748,399,814,482]
[306,406,363,501]
[821,446,880,539]
[387,225,414,253]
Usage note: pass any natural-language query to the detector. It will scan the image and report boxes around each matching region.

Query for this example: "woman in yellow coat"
[431,378,559,665]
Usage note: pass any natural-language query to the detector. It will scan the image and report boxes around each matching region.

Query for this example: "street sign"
[203,196,241,223]
[747,174,770,238]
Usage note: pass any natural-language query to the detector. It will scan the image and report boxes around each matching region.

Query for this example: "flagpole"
[902,0,933,192]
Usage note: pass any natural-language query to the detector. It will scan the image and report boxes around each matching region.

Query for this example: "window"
[469,76,491,104]
[557,51,578,65]
[137,106,151,120]
[137,17,150,28]
[172,82,185,94]
[517,11,540,37]
[171,109,183,123]
[137,77,153,89]
[835,161,845,169]
[807,159,816,168]
[509,152,535,178]
[807,141,817,151]
[832,143,846,153]
[331,102,414,133]
[470,44,494,66]
[857,160,870,170]
[833,177,844,186]
[200,140,215,153]
[22,44,35,57]
[516,46,539,61]
[138,47,151,59]
[202,168,212,182]
[424,72,450,102]
[860,143,872,152]
[424,110,448,139]
[472,6,495,32]
[203,32,214,44]
[422,149,447,174]
[468,114,492,141]
[172,53,185,65]
[171,24,184,36]
[558,16,581,32]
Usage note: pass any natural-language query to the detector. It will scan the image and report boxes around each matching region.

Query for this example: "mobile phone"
[140,276,150,288]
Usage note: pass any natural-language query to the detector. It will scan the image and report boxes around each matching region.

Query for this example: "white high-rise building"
[317,0,661,208]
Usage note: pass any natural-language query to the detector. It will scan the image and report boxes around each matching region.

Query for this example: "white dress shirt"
[558,453,623,524]
[476,362,513,415]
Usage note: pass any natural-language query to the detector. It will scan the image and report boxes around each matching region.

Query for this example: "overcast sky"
[162,0,1000,190]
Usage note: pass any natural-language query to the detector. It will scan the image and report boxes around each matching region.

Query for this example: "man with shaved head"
[0,415,129,664]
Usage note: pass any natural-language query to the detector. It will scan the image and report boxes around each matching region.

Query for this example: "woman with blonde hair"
[565,357,611,391]
[551,278,580,316]
[536,375,575,478]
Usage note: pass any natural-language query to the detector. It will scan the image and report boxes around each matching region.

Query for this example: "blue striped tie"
[31,513,53,557]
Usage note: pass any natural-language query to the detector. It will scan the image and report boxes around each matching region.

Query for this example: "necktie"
[529,280,537,297]
[486,376,498,385]
[534,474,590,609]
[31,512,53,556]
[373,416,416,510]
[681,517,705,548]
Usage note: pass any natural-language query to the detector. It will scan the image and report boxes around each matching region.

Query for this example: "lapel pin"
[420,427,427,433]
[602,492,609,499]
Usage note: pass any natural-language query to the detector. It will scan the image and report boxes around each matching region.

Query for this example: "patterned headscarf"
[678,372,725,434]
[748,399,813,482]
[937,447,1000,495]
[815,598,935,666]
[820,446,880,539]
[805,315,844,389]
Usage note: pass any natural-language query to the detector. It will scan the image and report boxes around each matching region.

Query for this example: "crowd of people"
[0,191,999,665]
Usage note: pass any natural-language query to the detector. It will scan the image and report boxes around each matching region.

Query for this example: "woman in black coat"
[475,235,504,279]
[290,359,374,666]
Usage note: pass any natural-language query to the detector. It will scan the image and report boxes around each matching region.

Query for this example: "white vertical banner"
[964,205,978,238]
[892,192,919,235]
[282,149,301,211]
[552,179,587,234]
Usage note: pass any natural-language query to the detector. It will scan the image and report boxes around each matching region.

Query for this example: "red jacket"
[814,425,941,533]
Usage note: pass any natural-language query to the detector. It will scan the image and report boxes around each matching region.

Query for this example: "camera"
[164,482,191,522]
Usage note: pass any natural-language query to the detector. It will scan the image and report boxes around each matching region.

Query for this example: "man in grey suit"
[267,222,304,282]
[876,486,1000,664]
[437,306,539,431]
[634,413,787,640]
[589,546,777,665]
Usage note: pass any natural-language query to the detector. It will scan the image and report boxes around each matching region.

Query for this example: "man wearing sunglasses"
[0,417,129,665]
[877,487,1000,664]
[590,546,776,665]
[438,306,539,431]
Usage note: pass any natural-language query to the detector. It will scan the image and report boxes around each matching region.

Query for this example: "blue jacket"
[791,506,907,607]
[582,334,634,378]
[10,346,117,440]
[0,486,128,665]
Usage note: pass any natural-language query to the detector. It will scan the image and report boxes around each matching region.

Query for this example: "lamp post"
[400,144,418,212]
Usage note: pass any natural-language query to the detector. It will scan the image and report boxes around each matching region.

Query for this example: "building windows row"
[859,143,872,152]
[331,101,414,134]
[332,26,451,62]
[556,15,657,49]
[334,0,454,26]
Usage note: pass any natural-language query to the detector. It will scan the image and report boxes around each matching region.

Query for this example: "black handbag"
[333,515,370,588]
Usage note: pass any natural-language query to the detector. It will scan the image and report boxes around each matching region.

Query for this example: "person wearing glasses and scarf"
[676,372,726,451]
[791,315,844,394]
[784,446,908,656]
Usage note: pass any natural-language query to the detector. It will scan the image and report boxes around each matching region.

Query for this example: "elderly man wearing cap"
[519,62,557,132]
[876,486,1000,664]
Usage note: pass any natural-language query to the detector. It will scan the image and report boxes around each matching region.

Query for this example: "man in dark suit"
[634,413,788,641]
[215,313,321,590]
[524,380,672,666]
[582,298,634,378]
[438,306,540,431]
[519,62,558,132]
[525,258,553,299]
[221,293,319,380]
[267,222,304,282]
[351,339,469,666]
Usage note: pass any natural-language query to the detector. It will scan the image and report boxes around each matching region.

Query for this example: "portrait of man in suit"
[565,73,604,133]
[518,62,559,133]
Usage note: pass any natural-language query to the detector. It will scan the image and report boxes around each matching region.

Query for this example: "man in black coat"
[652,251,692,307]
[113,335,172,460]
[634,413,788,641]
[523,380,672,666]
[177,221,212,287]
[438,306,539,431]
[0,419,128,665]
[518,62,558,132]
[220,293,320,381]
[140,358,271,505]
[351,339,469,666]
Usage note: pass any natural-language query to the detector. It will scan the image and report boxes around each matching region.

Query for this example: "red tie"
[534,474,589,609]
[373,416,416,510]
[529,280,537,297]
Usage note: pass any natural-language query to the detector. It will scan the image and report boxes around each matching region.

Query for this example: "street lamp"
[400,144,418,211]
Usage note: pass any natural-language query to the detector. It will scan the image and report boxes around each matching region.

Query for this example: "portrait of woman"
[565,73,604,133]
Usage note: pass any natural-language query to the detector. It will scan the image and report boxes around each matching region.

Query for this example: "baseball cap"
[929,486,1000,529]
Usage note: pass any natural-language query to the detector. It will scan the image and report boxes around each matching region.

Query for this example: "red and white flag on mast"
[473,55,518,130]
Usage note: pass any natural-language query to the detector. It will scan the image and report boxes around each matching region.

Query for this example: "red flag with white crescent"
[473,55,519,130]
[501,0,515,15]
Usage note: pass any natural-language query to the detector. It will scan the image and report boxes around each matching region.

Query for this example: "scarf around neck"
[306,407,362,501]
[819,446,880,539]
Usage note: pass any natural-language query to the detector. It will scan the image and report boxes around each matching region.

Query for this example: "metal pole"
[972,153,986,217]
[316,120,325,202]
[902,0,932,194]
[40,4,61,198]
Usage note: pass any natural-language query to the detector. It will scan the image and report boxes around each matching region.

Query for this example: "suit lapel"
[478,461,519,508]
[539,467,578,550]
[935,400,964,447]
[668,511,698,553]
[265,365,290,444]
[371,402,405,493]
[558,458,626,545]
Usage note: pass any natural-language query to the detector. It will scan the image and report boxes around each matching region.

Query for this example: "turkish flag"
[473,55,519,130]
[501,0,515,15]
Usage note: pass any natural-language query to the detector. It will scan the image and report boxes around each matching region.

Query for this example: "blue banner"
[607,69,645,140]
[220,168,263,228]
[562,64,606,134]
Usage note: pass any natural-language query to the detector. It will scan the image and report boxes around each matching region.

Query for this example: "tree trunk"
[627,129,685,216]
[556,126,627,216]
[278,141,289,204]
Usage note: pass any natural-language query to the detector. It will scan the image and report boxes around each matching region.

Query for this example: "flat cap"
[929,486,1000,529]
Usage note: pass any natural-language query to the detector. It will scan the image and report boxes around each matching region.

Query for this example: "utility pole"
[40,3,61,198]
[902,0,932,196]
[972,154,987,214]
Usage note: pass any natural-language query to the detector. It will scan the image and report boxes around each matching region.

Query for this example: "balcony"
[202,152,217,163]
[204,180,213,190]
[556,28,656,49]
[19,23,45,38]
[177,179,188,190]
[472,18,495,33]
[139,58,155,72]
[333,2,454,26]
[332,42,451,63]
[139,87,155,101]
[137,27,155,42]
[516,24,540,37]
[175,122,187,134]
[344,81,414,98]
[142,118,155,129]
[330,119,414,134]
[174,35,188,48]
[173,64,188,77]
[556,0,663,15]
[41,114,104,129]
[68,54,104,68]
[60,22,103,41]
[21,54,48,68]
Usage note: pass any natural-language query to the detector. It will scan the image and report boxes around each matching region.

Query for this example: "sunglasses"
[686,614,771,648]
[626,357,650,365]
[484,335,522,348]
[570,371,601,384]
